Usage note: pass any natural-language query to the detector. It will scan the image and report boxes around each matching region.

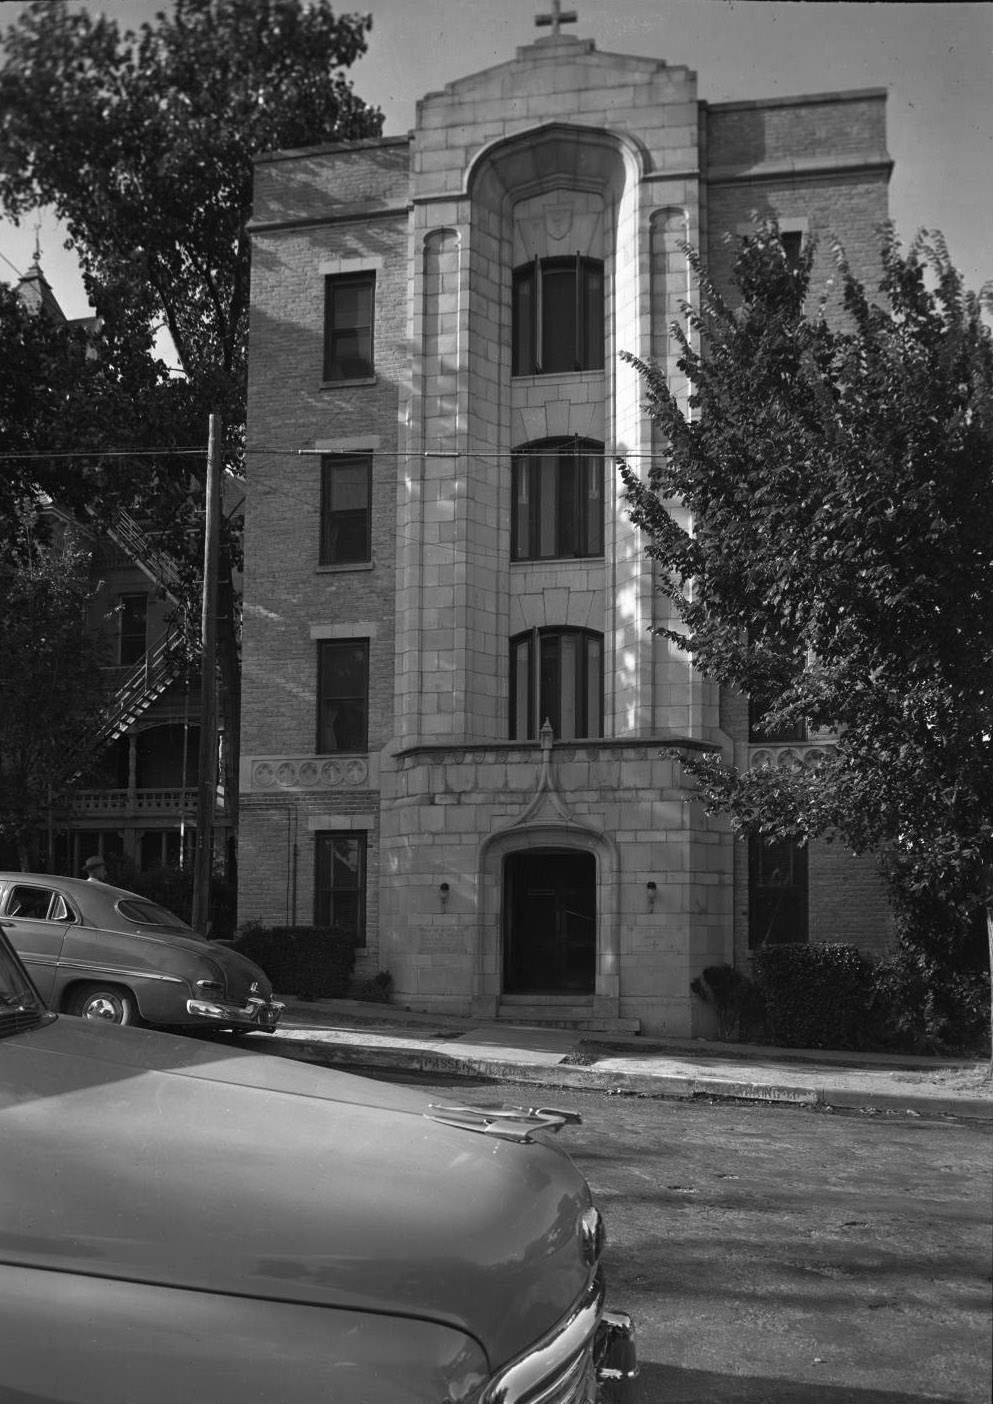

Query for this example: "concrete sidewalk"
[263,997,993,1122]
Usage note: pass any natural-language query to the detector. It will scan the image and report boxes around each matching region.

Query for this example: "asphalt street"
[361,1068,993,1404]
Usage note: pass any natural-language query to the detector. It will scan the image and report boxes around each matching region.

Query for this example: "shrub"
[234,922,356,1001]
[690,964,762,1041]
[868,945,991,1056]
[751,943,871,1050]
[352,970,393,1004]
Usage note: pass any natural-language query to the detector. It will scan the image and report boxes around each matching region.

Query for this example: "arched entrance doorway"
[503,848,596,994]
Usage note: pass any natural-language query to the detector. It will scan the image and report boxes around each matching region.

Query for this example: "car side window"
[50,894,75,923]
[5,885,56,920]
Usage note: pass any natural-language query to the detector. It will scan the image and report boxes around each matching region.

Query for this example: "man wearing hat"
[84,855,109,882]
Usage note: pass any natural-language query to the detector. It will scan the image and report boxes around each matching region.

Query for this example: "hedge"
[233,923,356,1001]
[750,943,871,1050]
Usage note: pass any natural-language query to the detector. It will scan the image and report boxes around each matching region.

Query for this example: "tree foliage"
[0,537,108,869]
[0,0,384,835]
[0,0,383,426]
[622,223,993,963]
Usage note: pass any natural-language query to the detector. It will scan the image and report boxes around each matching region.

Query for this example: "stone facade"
[240,30,895,1035]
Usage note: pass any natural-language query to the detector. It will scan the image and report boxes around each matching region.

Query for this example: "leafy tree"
[0,0,382,426]
[0,537,108,870]
[0,0,384,838]
[621,223,993,1053]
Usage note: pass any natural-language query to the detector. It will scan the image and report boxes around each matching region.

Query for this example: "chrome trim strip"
[58,962,185,985]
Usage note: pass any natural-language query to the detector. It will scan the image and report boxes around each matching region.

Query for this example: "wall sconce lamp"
[439,882,450,909]
[646,881,657,913]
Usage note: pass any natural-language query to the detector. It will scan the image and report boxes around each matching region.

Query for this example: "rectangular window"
[320,454,372,565]
[512,257,604,376]
[512,439,603,561]
[118,593,148,667]
[317,640,369,753]
[510,629,603,742]
[780,230,803,271]
[323,272,375,381]
[748,695,808,743]
[315,832,366,946]
[748,838,809,948]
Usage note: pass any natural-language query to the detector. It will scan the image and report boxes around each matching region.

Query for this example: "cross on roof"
[536,0,577,37]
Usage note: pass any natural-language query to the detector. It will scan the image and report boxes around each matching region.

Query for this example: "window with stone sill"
[315,831,366,946]
[748,837,809,948]
[511,437,604,562]
[510,627,603,742]
[780,230,803,271]
[316,639,369,753]
[512,255,604,376]
[323,272,375,382]
[320,454,371,566]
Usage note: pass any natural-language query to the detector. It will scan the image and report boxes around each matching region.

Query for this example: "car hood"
[0,1018,592,1366]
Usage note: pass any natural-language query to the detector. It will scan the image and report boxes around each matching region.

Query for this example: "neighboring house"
[11,262,232,881]
[239,22,895,1036]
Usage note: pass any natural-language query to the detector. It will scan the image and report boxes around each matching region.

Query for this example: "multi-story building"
[239,21,895,1035]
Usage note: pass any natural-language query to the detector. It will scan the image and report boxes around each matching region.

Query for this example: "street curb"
[264,1035,993,1121]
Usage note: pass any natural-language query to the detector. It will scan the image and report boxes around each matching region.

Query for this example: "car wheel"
[67,984,139,1025]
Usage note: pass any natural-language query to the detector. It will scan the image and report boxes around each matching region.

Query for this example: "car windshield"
[115,898,195,932]
[0,934,50,1037]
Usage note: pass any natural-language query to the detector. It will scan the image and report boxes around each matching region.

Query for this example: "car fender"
[0,1264,489,1404]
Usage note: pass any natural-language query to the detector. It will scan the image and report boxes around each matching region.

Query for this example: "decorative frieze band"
[250,757,371,791]
[748,743,837,773]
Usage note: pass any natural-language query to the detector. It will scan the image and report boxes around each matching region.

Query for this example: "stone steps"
[497,995,640,1035]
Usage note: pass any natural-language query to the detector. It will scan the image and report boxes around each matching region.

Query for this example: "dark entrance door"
[503,849,595,994]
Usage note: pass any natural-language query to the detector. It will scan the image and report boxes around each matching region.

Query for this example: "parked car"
[0,928,637,1403]
[0,870,282,1033]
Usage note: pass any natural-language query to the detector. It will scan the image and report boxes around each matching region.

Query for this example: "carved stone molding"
[748,743,837,773]
[249,757,371,791]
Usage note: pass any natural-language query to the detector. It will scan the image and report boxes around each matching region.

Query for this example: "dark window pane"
[315,833,366,945]
[512,257,604,378]
[512,267,535,375]
[510,635,532,740]
[582,453,604,555]
[780,231,803,271]
[581,262,604,370]
[748,837,809,948]
[321,456,371,565]
[556,458,578,556]
[511,458,531,559]
[539,633,561,736]
[511,438,604,562]
[324,274,375,381]
[541,263,577,372]
[317,641,369,752]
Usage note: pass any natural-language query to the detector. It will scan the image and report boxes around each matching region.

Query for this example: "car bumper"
[185,996,284,1030]
[481,1274,637,1404]
[595,1309,639,1402]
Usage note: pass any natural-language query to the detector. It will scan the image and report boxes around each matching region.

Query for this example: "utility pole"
[191,413,221,935]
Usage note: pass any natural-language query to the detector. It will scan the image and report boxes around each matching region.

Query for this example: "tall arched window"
[511,627,603,741]
[511,437,604,561]
[512,256,604,375]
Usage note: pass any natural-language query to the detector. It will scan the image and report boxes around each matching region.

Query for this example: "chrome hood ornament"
[425,1102,582,1143]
